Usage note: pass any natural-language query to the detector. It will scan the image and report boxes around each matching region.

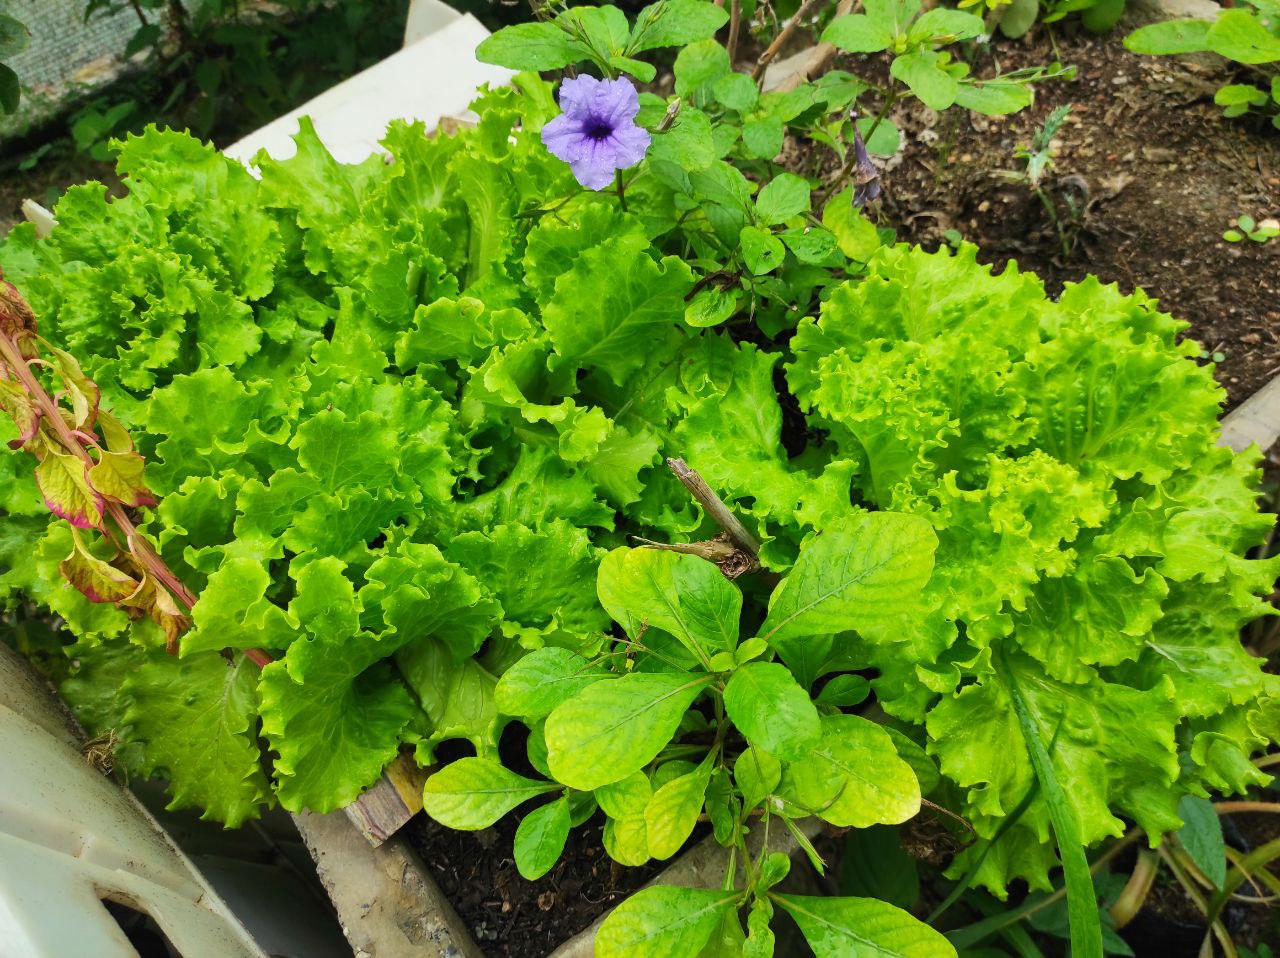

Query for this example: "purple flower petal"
[609,125,651,170]
[540,75,651,191]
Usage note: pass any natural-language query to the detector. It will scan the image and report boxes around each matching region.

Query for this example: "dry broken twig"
[635,458,762,579]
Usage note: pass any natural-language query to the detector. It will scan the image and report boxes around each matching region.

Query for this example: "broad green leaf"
[650,107,716,171]
[723,661,821,760]
[777,714,921,827]
[361,543,500,662]
[561,5,632,55]
[741,117,784,159]
[1081,0,1125,33]
[884,728,941,795]
[604,813,652,865]
[1176,795,1225,889]
[596,771,653,818]
[822,14,895,52]
[446,521,608,645]
[0,15,30,58]
[476,22,591,70]
[514,797,571,879]
[859,115,901,157]
[122,652,271,827]
[495,648,610,720]
[1124,18,1212,54]
[685,285,742,328]
[396,637,505,763]
[674,38,731,96]
[545,672,714,789]
[712,72,759,112]
[755,173,812,226]
[823,190,883,261]
[928,650,1183,893]
[597,548,742,660]
[815,674,871,707]
[646,760,713,858]
[956,79,1034,116]
[289,556,359,644]
[423,757,559,830]
[699,910,747,957]
[597,886,740,958]
[609,55,658,83]
[998,0,1039,38]
[740,225,786,275]
[184,557,299,655]
[735,745,782,811]
[772,893,957,957]
[908,8,984,43]
[759,512,937,686]
[0,63,16,115]
[1207,9,1280,64]
[544,239,694,385]
[865,0,923,36]
[259,633,418,812]
[780,227,839,265]
[891,50,959,111]
[630,0,729,52]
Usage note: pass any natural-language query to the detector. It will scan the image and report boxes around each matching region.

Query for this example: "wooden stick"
[726,0,743,63]
[752,0,824,82]
[632,535,738,562]
[771,0,856,93]
[666,458,761,557]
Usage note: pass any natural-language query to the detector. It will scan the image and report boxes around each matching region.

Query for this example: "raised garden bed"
[2,1,1279,956]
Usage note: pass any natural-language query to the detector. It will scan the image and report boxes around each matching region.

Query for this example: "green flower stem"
[615,169,629,211]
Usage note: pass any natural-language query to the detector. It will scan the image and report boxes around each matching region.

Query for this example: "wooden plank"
[292,809,483,958]
[1220,373,1280,455]
[343,753,430,846]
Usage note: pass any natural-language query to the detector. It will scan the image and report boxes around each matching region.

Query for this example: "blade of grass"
[947,829,1140,950]
[1006,665,1103,958]
[926,779,1040,923]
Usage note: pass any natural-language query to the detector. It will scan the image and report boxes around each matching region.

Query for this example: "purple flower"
[541,75,651,191]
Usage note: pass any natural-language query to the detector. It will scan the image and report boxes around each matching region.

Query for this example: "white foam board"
[223,14,512,166]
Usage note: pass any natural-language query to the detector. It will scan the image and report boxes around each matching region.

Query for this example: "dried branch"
[642,458,762,579]
[770,0,856,93]
[0,276,272,666]
[666,457,761,555]
[727,0,743,63]
[751,0,824,83]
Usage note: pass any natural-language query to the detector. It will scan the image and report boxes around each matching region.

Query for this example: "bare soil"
[875,25,1280,412]
[406,810,663,956]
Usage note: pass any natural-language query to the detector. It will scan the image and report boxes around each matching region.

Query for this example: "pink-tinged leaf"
[35,446,104,528]
[60,530,139,604]
[96,408,135,453]
[0,280,37,338]
[0,378,39,449]
[88,449,156,508]
[47,344,100,430]
[121,568,191,649]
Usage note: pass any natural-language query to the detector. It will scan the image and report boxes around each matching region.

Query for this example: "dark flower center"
[583,118,614,141]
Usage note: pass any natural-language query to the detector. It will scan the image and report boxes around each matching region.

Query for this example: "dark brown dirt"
[875,24,1280,412]
[0,150,121,236]
[406,812,663,956]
